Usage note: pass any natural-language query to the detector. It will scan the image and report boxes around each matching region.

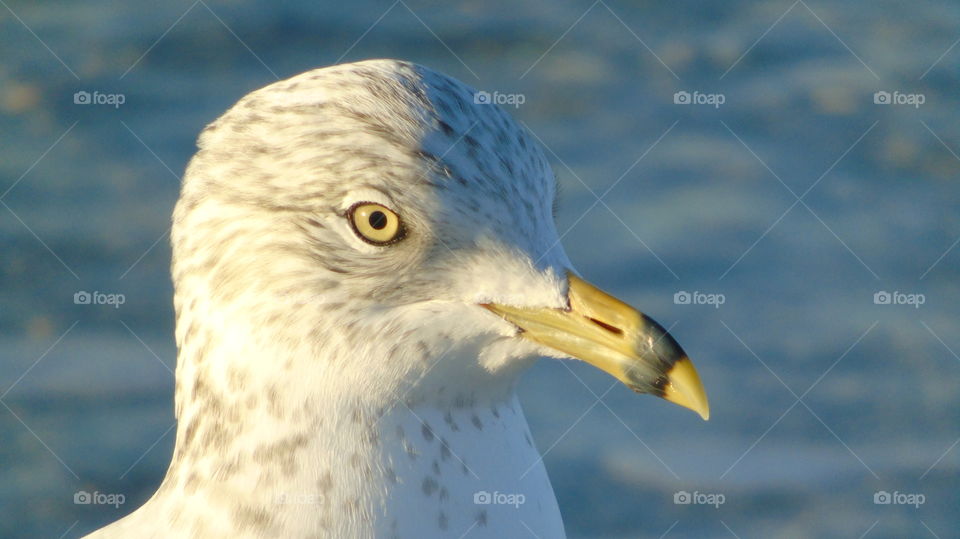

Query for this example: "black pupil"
[368,211,388,230]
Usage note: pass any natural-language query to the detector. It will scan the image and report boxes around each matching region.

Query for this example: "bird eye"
[348,202,404,245]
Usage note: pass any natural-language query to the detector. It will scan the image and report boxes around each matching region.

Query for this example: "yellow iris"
[349,203,404,245]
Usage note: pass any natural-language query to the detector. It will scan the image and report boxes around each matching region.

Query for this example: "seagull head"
[172,59,708,420]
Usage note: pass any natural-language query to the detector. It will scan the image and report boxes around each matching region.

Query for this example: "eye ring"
[347,202,405,245]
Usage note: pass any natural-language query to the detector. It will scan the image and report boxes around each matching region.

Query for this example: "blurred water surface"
[1,1,958,537]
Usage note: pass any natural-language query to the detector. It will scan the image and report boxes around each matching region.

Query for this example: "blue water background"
[1,1,958,537]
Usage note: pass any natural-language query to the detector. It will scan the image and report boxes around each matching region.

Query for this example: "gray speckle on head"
[343,497,362,518]
[471,413,483,431]
[184,471,201,494]
[365,425,380,446]
[421,476,438,496]
[317,471,333,492]
[385,466,398,484]
[421,422,434,442]
[405,441,419,460]
[440,439,451,461]
[233,504,277,534]
[443,410,459,432]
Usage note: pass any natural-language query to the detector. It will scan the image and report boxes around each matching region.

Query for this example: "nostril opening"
[588,317,623,335]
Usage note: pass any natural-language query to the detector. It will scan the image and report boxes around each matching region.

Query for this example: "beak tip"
[662,356,710,421]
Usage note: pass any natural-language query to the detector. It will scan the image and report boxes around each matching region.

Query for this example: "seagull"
[87,59,708,538]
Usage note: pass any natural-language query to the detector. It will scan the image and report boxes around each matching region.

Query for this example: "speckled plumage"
[88,59,578,538]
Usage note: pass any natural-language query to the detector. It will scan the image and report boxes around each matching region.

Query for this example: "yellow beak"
[484,273,709,420]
